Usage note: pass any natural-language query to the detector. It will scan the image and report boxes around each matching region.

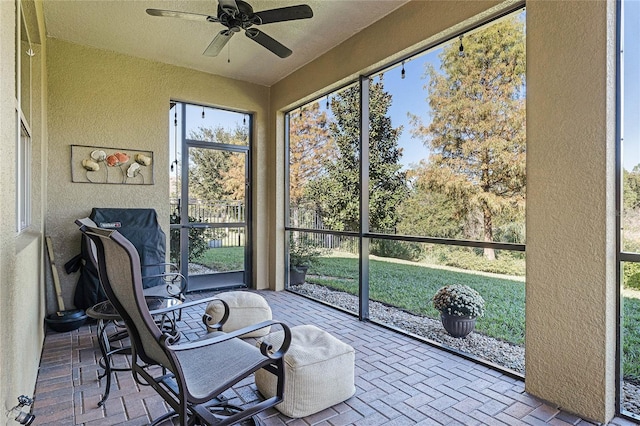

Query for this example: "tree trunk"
[482,203,495,260]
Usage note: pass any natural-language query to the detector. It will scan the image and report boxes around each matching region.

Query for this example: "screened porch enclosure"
[285,8,527,379]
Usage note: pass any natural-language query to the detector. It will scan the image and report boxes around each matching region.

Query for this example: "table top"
[86,296,182,321]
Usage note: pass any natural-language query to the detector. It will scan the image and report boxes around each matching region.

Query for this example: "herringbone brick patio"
[32,290,636,425]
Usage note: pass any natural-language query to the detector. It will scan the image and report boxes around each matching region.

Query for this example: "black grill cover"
[72,208,167,310]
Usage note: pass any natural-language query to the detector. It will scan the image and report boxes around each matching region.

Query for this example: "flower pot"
[289,265,309,286]
[440,312,476,338]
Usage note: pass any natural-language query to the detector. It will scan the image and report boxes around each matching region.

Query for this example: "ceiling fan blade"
[245,28,292,58]
[146,8,218,23]
[203,30,234,57]
[253,5,313,25]
[218,0,240,16]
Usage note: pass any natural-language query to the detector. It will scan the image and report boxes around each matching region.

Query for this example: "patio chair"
[78,223,291,426]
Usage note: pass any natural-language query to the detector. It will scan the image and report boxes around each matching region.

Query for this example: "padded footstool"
[255,324,355,418]
[204,291,272,338]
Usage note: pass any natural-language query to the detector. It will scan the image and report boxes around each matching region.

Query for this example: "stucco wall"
[525,0,617,423]
[46,39,271,313]
[0,1,17,420]
[0,0,47,422]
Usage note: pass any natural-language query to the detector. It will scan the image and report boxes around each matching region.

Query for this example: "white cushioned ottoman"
[255,324,355,418]
[204,291,272,338]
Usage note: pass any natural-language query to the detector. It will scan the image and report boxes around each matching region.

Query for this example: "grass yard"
[309,254,640,382]
[307,255,526,345]
[194,246,245,272]
[624,297,640,383]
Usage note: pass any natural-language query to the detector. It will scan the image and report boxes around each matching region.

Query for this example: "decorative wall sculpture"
[71,145,154,185]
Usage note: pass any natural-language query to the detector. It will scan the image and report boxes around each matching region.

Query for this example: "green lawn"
[623,297,640,382]
[307,256,525,345]
[309,255,640,382]
[194,246,244,272]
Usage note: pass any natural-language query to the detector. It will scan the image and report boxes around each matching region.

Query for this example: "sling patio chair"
[78,223,291,426]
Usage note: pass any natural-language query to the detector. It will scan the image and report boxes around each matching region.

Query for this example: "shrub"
[624,262,640,290]
[289,234,322,270]
[433,284,485,317]
[370,239,422,261]
[169,211,208,264]
[432,247,525,276]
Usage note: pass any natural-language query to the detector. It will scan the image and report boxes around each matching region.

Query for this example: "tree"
[410,16,526,259]
[397,160,466,239]
[624,165,640,213]
[188,125,248,202]
[307,78,407,232]
[288,102,333,206]
[221,152,246,201]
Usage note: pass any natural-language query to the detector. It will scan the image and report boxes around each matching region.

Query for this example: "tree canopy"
[288,102,333,205]
[306,79,407,232]
[188,125,248,202]
[410,16,526,258]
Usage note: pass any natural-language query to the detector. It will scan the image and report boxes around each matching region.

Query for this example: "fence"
[170,199,245,248]
[169,201,356,252]
[289,206,359,254]
[170,199,245,223]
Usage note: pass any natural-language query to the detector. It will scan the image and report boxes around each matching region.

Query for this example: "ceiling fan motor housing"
[218,0,256,30]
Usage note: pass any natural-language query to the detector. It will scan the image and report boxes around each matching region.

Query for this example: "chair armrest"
[201,298,229,331]
[143,272,187,297]
[167,320,292,361]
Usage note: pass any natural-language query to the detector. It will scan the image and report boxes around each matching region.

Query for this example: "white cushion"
[204,291,272,338]
[255,324,355,418]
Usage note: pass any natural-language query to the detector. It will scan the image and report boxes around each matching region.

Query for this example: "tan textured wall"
[0,1,17,419]
[525,1,617,423]
[0,0,47,422]
[46,39,271,312]
[268,0,510,290]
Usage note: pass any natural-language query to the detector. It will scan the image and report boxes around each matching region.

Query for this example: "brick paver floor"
[32,290,637,425]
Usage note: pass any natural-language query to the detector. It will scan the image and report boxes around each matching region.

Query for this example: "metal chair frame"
[79,224,290,426]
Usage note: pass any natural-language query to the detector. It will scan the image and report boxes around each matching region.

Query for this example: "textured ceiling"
[43,0,409,87]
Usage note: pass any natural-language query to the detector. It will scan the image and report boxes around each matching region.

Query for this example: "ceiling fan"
[146,0,313,58]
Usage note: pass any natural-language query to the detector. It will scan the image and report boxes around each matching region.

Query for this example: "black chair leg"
[149,411,177,426]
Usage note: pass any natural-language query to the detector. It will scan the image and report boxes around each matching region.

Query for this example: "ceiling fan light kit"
[146,0,313,58]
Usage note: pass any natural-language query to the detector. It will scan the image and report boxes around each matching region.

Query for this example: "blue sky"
[288,45,443,172]
[382,47,443,170]
[624,0,640,171]
[169,102,248,165]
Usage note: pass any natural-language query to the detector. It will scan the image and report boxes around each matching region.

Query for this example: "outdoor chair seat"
[176,331,267,401]
[255,324,355,418]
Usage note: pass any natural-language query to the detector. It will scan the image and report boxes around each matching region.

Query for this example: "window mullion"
[359,75,370,321]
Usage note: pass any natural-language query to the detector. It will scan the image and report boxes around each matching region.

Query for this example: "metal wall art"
[71,145,154,185]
